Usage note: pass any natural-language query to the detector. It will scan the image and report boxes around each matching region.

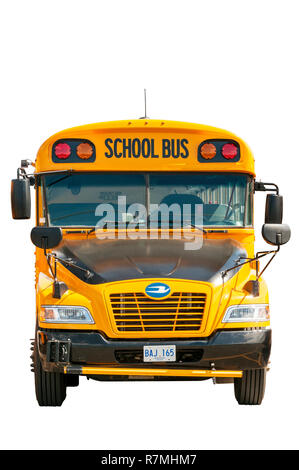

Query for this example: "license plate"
[143,345,176,362]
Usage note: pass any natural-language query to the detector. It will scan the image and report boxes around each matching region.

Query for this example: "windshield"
[42,172,252,228]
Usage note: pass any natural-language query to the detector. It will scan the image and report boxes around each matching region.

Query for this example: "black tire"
[234,369,266,405]
[31,336,67,406]
[66,374,79,387]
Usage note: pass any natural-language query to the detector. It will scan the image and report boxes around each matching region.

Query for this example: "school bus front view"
[11,119,290,406]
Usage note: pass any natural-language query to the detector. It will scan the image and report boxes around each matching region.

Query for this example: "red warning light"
[54,143,71,160]
[221,143,238,160]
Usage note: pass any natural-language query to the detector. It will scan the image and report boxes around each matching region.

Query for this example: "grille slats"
[110,291,207,332]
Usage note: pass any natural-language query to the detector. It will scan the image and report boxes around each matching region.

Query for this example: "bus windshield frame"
[40,171,253,229]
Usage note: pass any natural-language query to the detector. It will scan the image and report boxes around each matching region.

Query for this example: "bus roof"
[35,119,255,175]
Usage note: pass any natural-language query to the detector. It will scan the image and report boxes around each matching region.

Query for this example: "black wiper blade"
[87,221,132,234]
[65,229,90,234]
[181,222,207,234]
[46,170,73,187]
[88,221,207,234]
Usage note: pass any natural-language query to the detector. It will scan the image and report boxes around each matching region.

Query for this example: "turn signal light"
[200,143,217,160]
[54,143,71,159]
[221,143,238,159]
[76,142,94,160]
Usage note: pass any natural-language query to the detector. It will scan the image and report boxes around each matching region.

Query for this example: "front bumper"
[37,328,271,377]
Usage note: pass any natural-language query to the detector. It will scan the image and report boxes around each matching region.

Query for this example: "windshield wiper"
[87,221,143,235]
[46,170,73,187]
[88,221,207,234]
[181,222,207,234]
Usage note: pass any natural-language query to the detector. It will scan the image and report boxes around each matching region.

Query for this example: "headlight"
[40,305,94,324]
[222,304,270,323]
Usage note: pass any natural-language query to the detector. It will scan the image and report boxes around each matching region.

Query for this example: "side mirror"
[262,223,291,246]
[31,227,62,250]
[265,193,283,224]
[11,178,31,219]
[262,193,291,245]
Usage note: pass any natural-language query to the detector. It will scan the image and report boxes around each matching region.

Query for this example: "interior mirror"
[11,178,31,219]
[262,223,291,246]
[31,227,63,249]
[265,194,283,224]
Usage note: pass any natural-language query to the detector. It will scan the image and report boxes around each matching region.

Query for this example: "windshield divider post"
[145,173,150,225]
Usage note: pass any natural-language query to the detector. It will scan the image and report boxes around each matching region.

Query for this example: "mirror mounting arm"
[47,253,93,280]
[17,167,27,179]
[222,246,280,281]
[254,181,279,195]
[255,245,280,280]
[45,253,68,299]
[17,167,35,186]
[40,239,56,280]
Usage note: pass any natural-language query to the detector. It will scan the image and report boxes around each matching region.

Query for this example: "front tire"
[66,374,79,387]
[234,369,266,405]
[31,336,67,407]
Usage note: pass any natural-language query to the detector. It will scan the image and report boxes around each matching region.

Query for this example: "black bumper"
[38,328,271,373]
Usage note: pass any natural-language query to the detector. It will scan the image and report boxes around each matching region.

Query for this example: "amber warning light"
[200,143,217,160]
[76,142,94,160]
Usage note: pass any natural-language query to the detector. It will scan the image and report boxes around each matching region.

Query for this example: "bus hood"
[56,237,247,284]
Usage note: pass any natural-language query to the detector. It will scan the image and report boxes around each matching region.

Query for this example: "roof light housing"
[198,139,240,163]
[52,139,96,163]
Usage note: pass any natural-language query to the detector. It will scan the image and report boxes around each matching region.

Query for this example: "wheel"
[66,374,79,387]
[234,369,266,405]
[31,334,67,406]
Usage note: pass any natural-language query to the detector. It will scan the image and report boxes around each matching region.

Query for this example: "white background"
[0,0,298,450]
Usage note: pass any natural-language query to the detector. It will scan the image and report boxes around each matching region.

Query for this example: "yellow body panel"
[35,119,255,175]
[35,120,269,339]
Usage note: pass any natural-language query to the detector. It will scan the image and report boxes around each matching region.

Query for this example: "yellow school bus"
[11,119,290,406]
